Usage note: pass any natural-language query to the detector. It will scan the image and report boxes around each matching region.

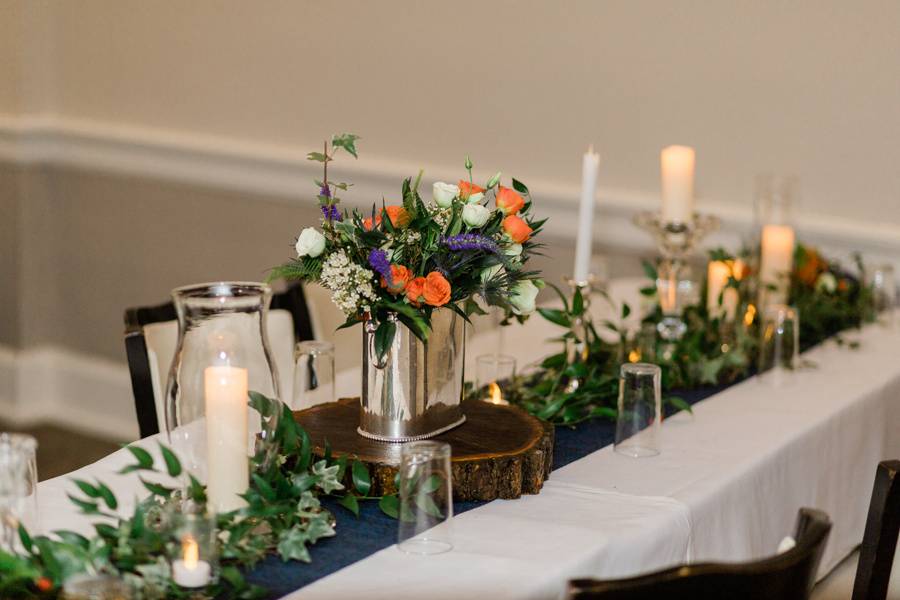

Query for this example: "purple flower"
[368,248,393,285]
[319,185,332,198]
[441,233,500,254]
[321,204,342,222]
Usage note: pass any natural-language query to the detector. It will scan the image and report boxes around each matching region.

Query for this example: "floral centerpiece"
[270,134,545,439]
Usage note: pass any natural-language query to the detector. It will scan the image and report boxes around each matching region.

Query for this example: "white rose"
[509,280,539,315]
[815,272,837,293]
[466,192,485,205]
[432,182,459,208]
[504,243,523,257]
[480,263,505,283]
[462,203,491,228]
[295,227,326,258]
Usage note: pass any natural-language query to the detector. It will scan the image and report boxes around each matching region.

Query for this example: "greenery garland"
[0,396,395,599]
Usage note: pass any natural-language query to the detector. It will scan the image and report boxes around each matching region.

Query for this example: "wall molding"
[0,344,137,442]
[2,113,899,263]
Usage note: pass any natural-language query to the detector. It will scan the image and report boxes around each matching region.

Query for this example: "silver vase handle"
[366,321,390,370]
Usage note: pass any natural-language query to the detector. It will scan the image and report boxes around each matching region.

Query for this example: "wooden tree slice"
[293,398,554,501]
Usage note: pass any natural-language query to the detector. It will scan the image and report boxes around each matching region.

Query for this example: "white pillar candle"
[204,365,249,513]
[707,260,743,320]
[574,147,601,283]
[660,145,695,224]
[172,536,212,588]
[760,224,795,305]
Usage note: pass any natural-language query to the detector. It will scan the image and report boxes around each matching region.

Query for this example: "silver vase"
[360,308,467,442]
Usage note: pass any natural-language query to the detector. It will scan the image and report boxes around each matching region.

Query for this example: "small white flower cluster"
[320,249,377,315]
[430,207,452,228]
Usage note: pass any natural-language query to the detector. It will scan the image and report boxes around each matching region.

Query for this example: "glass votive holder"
[292,340,336,409]
[0,433,39,549]
[475,354,516,405]
[62,574,131,599]
[866,265,896,327]
[614,363,662,458]
[168,511,218,589]
[397,441,453,555]
[758,304,799,386]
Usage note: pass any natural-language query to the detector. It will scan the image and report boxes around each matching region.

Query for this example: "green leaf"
[73,480,101,498]
[538,308,571,328]
[331,133,360,158]
[419,474,442,494]
[641,260,658,281]
[277,527,312,563]
[66,494,98,515]
[351,460,371,496]
[252,474,277,502]
[188,474,207,503]
[17,524,33,553]
[414,493,443,519]
[378,494,399,519]
[337,494,360,517]
[93,523,118,540]
[52,530,90,549]
[96,483,118,510]
[123,445,154,470]
[621,303,632,319]
[572,288,584,316]
[154,445,181,478]
[511,178,530,195]
[306,151,329,162]
[639,286,656,297]
[666,396,693,415]
[139,477,173,498]
[374,320,397,362]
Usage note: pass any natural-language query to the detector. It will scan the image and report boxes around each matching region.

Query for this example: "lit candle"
[574,147,601,283]
[172,536,212,588]
[204,365,249,513]
[485,382,509,406]
[760,224,795,305]
[660,145,695,224]
[707,260,744,320]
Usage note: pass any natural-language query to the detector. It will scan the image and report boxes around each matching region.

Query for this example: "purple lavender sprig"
[321,204,342,222]
[441,233,500,254]
[368,248,393,286]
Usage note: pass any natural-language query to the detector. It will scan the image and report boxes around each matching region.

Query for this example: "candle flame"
[744,303,757,327]
[488,382,502,404]
[628,349,641,363]
[183,536,199,570]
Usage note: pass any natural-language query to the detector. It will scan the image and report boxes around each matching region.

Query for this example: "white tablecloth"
[35,282,900,600]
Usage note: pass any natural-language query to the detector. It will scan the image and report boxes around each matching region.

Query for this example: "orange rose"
[502,214,532,243]
[423,271,452,307]
[363,214,382,231]
[405,276,427,306]
[384,205,411,228]
[458,180,485,200]
[496,185,525,215]
[796,248,825,286]
[382,264,411,294]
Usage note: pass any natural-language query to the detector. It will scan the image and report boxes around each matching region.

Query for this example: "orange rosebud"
[423,271,452,307]
[496,185,525,215]
[502,214,532,243]
[406,276,427,306]
[363,214,382,231]
[458,180,485,200]
[382,264,411,294]
[384,205,411,228]
[35,577,53,593]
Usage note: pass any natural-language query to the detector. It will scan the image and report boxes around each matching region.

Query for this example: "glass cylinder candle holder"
[169,512,218,590]
[0,433,39,549]
[292,340,336,410]
[756,174,798,308]
[866,264,896,327]
[475,354,516,405]
[165,282,281,514]
[758,304,799,386]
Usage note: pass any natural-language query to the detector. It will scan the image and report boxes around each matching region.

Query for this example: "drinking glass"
[397,441,453,555]
[168,511,218,589]
[867,265,896,327]
[614,363,662,458]
[292,341,336,409]
[758,304,799,386]
[62,575,131,599]
[0,433,39,549]
[475,354,516,405]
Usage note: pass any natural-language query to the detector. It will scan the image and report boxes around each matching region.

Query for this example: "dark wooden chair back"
[124,284,315,439]
[852,459,900,600]
[566,508,831,600]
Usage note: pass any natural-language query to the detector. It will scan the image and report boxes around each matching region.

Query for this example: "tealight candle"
[204,365,249,513]
[660,145,695,224]
[172,536,212,588]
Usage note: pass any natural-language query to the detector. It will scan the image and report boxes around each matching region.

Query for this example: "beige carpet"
[812,545,900,600]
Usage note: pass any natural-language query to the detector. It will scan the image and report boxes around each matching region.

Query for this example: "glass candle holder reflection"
[169,512,217,589]
[475,354,516,405]
[62,574,130,599]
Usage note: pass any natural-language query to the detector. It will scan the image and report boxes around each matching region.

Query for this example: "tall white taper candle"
[204,365,249,513]
[574,147,600,283]
[660,145,695,224]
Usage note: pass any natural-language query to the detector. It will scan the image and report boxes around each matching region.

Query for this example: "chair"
[852,460,899,600]
[566,508,832,600]
[124,283,319,438]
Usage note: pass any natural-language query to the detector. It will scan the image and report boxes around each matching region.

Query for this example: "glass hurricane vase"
[165,282,281,513]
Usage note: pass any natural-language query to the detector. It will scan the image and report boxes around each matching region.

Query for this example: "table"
[35,283,900,600]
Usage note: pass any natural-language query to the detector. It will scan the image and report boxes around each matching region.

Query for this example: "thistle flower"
[441,233,500,254]
[368,248,393,285]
